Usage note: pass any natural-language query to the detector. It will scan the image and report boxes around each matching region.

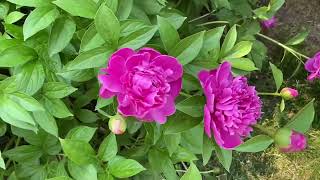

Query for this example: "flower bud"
[274,128,307,153]
[108,114,126,135]
[260,16,277,29]
[280,87,298,100]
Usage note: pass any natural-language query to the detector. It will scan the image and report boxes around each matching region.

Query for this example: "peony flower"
[198,62,262,149]
[98,48,183,124]
[280,87,298,100]
[109,114,127,135]
[260,16,277,29]
[274,128,307,153]
[305,52,320,80]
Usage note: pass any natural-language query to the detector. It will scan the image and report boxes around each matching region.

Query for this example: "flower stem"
[189,11,215,23]
[253,124,275,137]
[258,92,281,96]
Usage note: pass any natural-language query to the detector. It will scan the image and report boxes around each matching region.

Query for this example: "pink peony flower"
[305,52,320,80]
[198,62,262,149]
[275,128,307,153]
[98,48,183,124]
[260,16,277,29]
[280,87,298,100]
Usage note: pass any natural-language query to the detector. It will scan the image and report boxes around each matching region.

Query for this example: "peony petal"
[125,53,150,70]
[159,96,176,116]
[198,70,210,86]
[107,55,126,76]
[307,72,317,81]
[216,62,232,85]
[204,105,212,138]
[138,47,161,60]
[213,120,243,149]
[99,87,116,99]
[169,78,182,97]
[98,74,122,93]
[305,58,315,72]
[151,55,183,82]
[112,48,135,60]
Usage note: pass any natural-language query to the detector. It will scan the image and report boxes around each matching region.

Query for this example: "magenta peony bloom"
[275,128,307,153]
[198,62,262,149]
[260,16,277,29]
[305,52,320,80]
[98,48,183,124]
[280,87,298,100]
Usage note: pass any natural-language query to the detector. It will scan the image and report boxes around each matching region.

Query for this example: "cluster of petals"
[305,52,320,81]
[280,130,307,153]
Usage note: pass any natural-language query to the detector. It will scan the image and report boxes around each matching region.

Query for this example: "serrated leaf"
[23,6,60,40]
[53,0,97,19]
[170,31,205,65]
[235,135,274,152]
[285,99,315,133]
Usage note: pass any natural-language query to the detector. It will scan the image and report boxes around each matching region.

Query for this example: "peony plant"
[0,0,317,179]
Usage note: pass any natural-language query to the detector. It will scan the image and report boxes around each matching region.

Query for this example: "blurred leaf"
[3,145,42,163]
[23,6,60,40]
[202,135,213,166]
[286,30,309,46]
[5,11,25,24]
[213,143,232,171]
[163,111,202,134]
[280,98,285,112]
[269,62,283,92]
[164,133,181,156]
[60,139,97,165]
[176,96,205,117]
[47,177,73,180]
[119,26,158,50]
[80,24,105,52]
[33,111,58,137]
[98,133,117,162]
[285,99,315,133]
[8,92,44,112]
[226,58,258,71]
[43,97,73,118]
[6,0,52,7]
[148,149,178,180]
[53,0,97,18]
[68,160,97,180]
[108,157,145,178]
[157,15,180,52]
[95,98,113,110]
[180,162,201,180]
[171,146,197,163]
[75,109,99,123]
[235,135,274,152]
[117,0,133,20]
[43,82,77,99]
[224,41,253,59]
[0,45,37,67]
[220,25,237,58]
[66,126,97,142]
[0,151,5,169]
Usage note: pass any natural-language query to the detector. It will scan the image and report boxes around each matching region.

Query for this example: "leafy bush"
[0,0,316,179]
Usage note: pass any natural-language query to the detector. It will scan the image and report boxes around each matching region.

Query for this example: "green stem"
[176,169,217,174]
[253,124,275,137]
[96,109,113,119]
[196,20,229,26]
[258,92,281,96]
[179,92,192,98]
[189,11,215,23]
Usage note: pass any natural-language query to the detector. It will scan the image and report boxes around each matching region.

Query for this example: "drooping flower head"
[260,16,277,29]
[274,128,307,153]
[98,48,183,124]
[280,87,299,100]
[198,62,262,149]
[305,52,320,80]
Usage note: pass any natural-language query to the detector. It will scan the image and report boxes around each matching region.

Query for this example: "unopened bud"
[108,114,126,135]
[280,87,298,100]
[274,128,307,153]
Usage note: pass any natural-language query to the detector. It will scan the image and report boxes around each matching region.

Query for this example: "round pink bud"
[274,128,307,153]
[280,88,298,100]
[108,114,127,135]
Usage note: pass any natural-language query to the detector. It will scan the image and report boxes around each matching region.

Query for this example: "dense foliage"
[0,0,316,179]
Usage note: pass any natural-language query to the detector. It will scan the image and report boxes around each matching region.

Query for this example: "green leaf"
[285,99,315,133]
[176,96,205,117]
[225,58,258,71]
[171,146,197,163]
[202,135,213,166]
[0,39,22,53]
[224,41,253,59]
[105,0,118,13]
[95,4,120,45]
[269,62,283,92]
[23,6,60,40]
[248,40,267,69]
[66,126,97,142]
[0,151,5,169]
[5,11,25,24]
[164,134,181,156]
[95,98,113,110]
[163,111,202,134]
[0,45,37,67]
[33,111,58,137]
[8,92,44,112]
[68,160,97,180]
[119,26,158,50]
[98,133,117,162]
[181,125,203,154]
[16,61,45,95]
[117,0,133,20]
[47,177,73,180]
[200,26,225,61]
[109,157,145,178]
[157,15,180,52]
[43,97,73,118]
[148,149,178,180]
[280,98,285,112]
[213,143,232,171]
[80,24,105,52]
[60,139,97,165]
[159,9,186,29]
[144,123,161,145]
[235,135,274,152]
[270,0,285,12]
[48,17,76,56]
[4,23,23,39]
[75,109,99,123]
[3,145,42,163]
[53,0,97,19]
[220,25,237,58]
[180,162,201,180]
[6,0,52,7]
[286,30,309,46]
[43,82,77,99]
[170,31,205,65]
[65,47,113,70]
